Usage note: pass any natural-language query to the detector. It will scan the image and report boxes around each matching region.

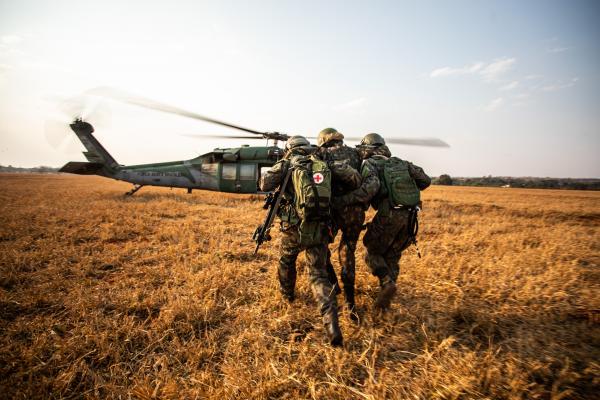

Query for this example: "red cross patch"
[313,172,324,184]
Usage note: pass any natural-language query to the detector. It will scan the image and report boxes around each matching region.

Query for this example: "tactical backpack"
[289,154,332,245]
[374,156,420,208]
[290,154,332,220]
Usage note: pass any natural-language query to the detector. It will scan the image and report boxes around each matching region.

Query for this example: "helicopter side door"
[238,162,258,193]
[218,162,258,193]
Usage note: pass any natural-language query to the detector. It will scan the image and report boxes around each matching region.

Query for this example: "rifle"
[252,167,293,255]
[397,204,422,258]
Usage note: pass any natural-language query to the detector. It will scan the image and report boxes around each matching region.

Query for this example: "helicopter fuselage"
[112,145,282,193]
[58,119,283,194]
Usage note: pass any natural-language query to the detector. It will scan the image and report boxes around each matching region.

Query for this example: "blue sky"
[0,0,598,177]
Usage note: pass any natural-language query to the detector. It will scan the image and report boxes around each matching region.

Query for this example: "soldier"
[316,128,364,319]
[334,133,431,309]
[259,135,361,346]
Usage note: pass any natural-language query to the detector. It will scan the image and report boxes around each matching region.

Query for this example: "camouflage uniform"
[316,131,365,314]
[341,143,431,308]
[259,143,361,345]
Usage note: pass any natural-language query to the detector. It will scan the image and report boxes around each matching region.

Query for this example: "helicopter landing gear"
[125,184,144,196]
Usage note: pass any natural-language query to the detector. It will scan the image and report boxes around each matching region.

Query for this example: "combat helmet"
[285,135,310,152]
[317,127,345,146]
[360,133,386,146]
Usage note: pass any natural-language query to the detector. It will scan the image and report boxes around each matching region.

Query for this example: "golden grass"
[0,174,598,399]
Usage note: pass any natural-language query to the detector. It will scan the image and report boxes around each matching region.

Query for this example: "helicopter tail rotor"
[44,94,111,154]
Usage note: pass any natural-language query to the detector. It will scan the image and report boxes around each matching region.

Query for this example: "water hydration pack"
[289,154,332,246]
[376,156,420,207]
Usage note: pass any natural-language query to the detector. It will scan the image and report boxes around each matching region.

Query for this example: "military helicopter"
[55,88,449,195]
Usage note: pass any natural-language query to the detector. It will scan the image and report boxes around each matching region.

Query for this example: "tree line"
[0,165,59,173]
[433,174,600,190]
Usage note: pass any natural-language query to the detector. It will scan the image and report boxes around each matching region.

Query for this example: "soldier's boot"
[323,310,343,347]
[278,263,296,303]
[374,275,397,309]
[344,286,359,322]
[280,286,295,303]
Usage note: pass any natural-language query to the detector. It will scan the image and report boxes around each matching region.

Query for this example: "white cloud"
[542,77,579,92]
[430,62,484,78]
[525,74,542,80]
[430,57,515,82]
[484,97,504,112]
[1,35,23,45]
[479,58,516,82]
[499,81,519,91]
[547,46,569,53]
[333,97,367,111]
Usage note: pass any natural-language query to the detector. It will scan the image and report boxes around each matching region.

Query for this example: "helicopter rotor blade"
[85,87,448,148]
[343,136,450,148]
[182,134,265,140]
[87,86,265,136]
[385,137,450,147]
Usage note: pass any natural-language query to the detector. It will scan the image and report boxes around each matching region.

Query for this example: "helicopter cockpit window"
[239,164,256,181]
[222,163,237,180]
[201,163,218,177]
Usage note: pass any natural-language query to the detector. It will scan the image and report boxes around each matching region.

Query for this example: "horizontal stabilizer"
[59,161,105,175]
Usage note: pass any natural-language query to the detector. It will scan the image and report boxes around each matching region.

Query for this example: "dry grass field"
[0,173,598,399]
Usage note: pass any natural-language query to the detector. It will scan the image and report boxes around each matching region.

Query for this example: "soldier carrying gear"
[259,136,361,347]
[335,133,431,309]
[316,127,364,321]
